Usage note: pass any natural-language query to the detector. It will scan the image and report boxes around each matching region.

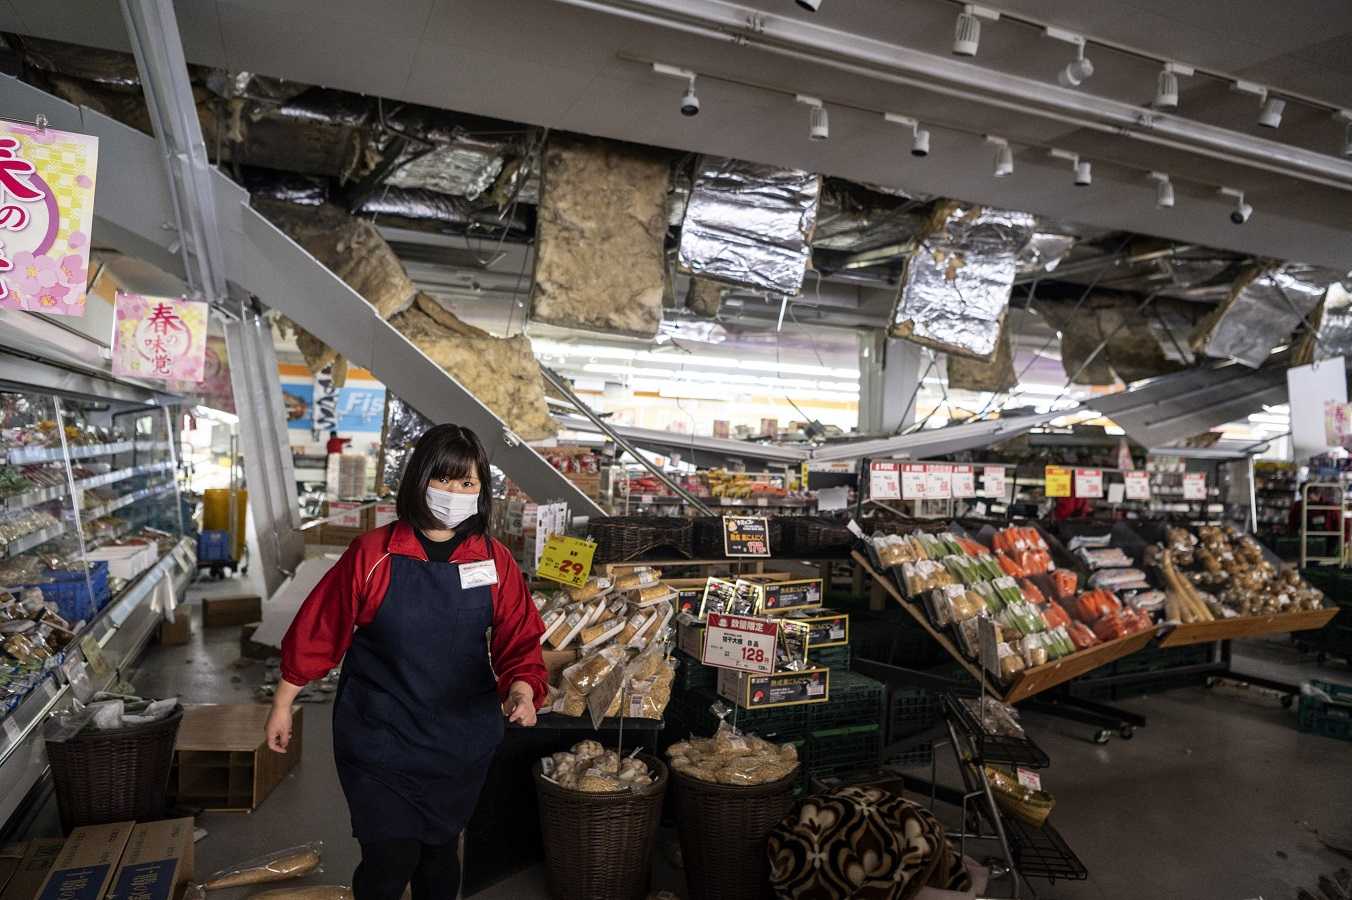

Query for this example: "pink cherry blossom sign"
[112,291,209,383]
[0,122,98,317]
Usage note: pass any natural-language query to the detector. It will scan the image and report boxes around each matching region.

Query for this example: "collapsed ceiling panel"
[530,134,670,337]
[677,156,821,295]
[1035,295,1197,386]
[684,278,724,318]
[1192,263,1340,367]
[890,204,1035,359]
[946,321,1017,393]
[1089,362,1290,448]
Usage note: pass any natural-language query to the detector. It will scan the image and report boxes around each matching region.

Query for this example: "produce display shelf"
[3,522,65,558]
[5,441,135,465]
[943,693,1050,769]
[3,485,66,512]
[851,550,1157,706]
[1157,607,1340,647]
[74,460,173,491]
[1002,814,1089,882]
[78,482,176,522]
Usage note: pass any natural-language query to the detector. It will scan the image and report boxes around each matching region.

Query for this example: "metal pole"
[540,366,713,515]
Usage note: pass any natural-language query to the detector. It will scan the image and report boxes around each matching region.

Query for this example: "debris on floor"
[254,661,340,703]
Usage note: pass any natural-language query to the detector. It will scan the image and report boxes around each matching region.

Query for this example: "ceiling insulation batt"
[1192,263,1339,368]
[386,136,506,200]
[891,203,1035,359]
[684,278,725,318]
[1297,283,1352,364]
[530,135,670,337]
[388,294,557,440]
[677,156,821,295]
[1036,296,1197,385]
[947,321,1017,392]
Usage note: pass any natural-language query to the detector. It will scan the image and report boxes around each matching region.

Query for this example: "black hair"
[395,424,492,535]
[329,430,338,437]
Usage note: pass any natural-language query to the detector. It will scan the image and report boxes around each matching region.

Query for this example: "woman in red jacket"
[267,424,548,900]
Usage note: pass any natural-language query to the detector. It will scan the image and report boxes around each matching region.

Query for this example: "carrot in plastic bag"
[1018,579,1046,605]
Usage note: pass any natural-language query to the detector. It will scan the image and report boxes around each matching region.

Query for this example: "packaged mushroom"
[666,723,799,786]
[539,740,655,792]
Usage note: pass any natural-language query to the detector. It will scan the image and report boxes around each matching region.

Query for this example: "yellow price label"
[536,534,596,588]
[1044,465,1073,498]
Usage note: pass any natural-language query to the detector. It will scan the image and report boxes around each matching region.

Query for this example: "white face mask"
[425,486,479,529]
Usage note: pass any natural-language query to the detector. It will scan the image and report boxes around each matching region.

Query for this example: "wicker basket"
[587,516,693,563]
[778,517,855,558]
[672,766,801,900]
[46,705,182,833]
[535,753,668,900]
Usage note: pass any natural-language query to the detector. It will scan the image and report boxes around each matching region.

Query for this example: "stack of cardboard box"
[0,818,193,900]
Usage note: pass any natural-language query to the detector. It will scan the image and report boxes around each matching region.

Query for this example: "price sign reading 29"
[536,534,596,588]
[722,515,772,558]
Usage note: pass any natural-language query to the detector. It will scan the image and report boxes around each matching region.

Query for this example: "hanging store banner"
[111,292,208,382]
[0,122,97,317]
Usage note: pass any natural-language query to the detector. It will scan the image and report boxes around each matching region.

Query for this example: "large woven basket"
[535,753,668,900]
[46,705,182,833]
[587,516,693,563]
[672,765,800,900]
[778,517,855,558]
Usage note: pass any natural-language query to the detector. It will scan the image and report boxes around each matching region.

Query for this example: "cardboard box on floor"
[0,839,63,900]
[108,818,194,900]
[34,821,134,900]
[201,595,262,628]
[173,705,302,811]
[0,843,32,898]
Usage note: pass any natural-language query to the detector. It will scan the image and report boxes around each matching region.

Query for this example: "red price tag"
[702,613,778,674]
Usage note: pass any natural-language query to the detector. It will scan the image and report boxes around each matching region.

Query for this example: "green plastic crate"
[802,723,882,781]
[809,645,852,670]
[1297,678,1352,742]
[887,685,942,742]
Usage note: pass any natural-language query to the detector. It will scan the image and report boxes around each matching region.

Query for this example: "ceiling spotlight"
[884,113,929,157]
[796,94,829,141]
[1232,80,1284,129]
[1046,27,1093,88]
[652,62,700,117]
[794,0,822,10]
[1337,111,1352,157]
[1219,187,1252,224]
[1148,171,1174,208]
[1049,148,1090,186]
[953,4,1000,57]
[1258,96,1286,129]
[987,135,1013,177]
[1153,63,1193,109]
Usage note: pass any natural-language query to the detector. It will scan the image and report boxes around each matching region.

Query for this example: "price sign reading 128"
[703,613,779,674]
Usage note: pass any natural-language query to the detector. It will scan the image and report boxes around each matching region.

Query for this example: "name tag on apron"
[458,559,499,589]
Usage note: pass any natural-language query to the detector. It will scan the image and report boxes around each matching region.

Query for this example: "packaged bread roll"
[248,888,353,900]
[615,567,661,590]
[547,610,587,650]
[538,609,567,645]
[567,577,613,603]
[634,584,673,606]
[201,843,323,890]
[617,611,648,647]
[579,619,625,653]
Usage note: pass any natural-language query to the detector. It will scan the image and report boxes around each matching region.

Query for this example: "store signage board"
[1044,466,1072,498]
[1016,767,1043,791]
[1182,472,1207,501]
[112,292,210,383]
[1124,471,1151,500]
[702,612,778,674]
[536,534,596,588]
[0,122,98,317]
[1288,357,1346,458]
[951,465,975,499]
[328,501,362,528]
[901,464,928,500]
[978,617,1000,677]
[869,462,901,500]
[1074,468,1103,499]
[723,516,771,557]
[925,464,953,499]
[982,466,1006,500]
[373,502,397,528]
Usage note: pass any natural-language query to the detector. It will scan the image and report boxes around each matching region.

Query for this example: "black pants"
[353,838,460,900]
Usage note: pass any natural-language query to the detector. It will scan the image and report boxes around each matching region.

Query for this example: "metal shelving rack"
[1299,481,1346,568]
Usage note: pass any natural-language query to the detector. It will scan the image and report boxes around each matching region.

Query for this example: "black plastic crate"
[809,645,852,670]
[882,737,933,770]
[1297,678,1352,742]
[887,685,942,743]
[674,654,718,691]
[807,671,884,729]
[802,724,882,782]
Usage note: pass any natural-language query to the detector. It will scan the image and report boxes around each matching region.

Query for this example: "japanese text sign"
[1124,471,1151,500]
[0,122,97,317]
[1045,466,1072,498]
[723,515,771,557]
[869,461,900,500]
[703,613,779,674]
[925,464,953,499]
[1182,472,1207,501]
[901,464,928,500]
[950,465,976,498]
[982,466,1006,500]
[1074,468,1103,498]
[112,292,208,382]
[537,534,596,588]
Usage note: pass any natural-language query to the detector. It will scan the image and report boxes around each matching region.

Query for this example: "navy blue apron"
[333,554,504,844]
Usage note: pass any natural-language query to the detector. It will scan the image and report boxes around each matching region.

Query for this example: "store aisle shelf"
[6,442,135,465]
[0,537,195,828]
[3,523,65,558]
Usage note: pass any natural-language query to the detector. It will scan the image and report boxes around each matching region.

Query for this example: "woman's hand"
[502,681,537,727]
[266,681,303,752]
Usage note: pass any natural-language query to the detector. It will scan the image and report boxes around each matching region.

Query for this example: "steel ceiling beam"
[555,0,1352,192]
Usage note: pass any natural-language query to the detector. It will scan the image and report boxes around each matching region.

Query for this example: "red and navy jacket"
[280,521,549,708]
